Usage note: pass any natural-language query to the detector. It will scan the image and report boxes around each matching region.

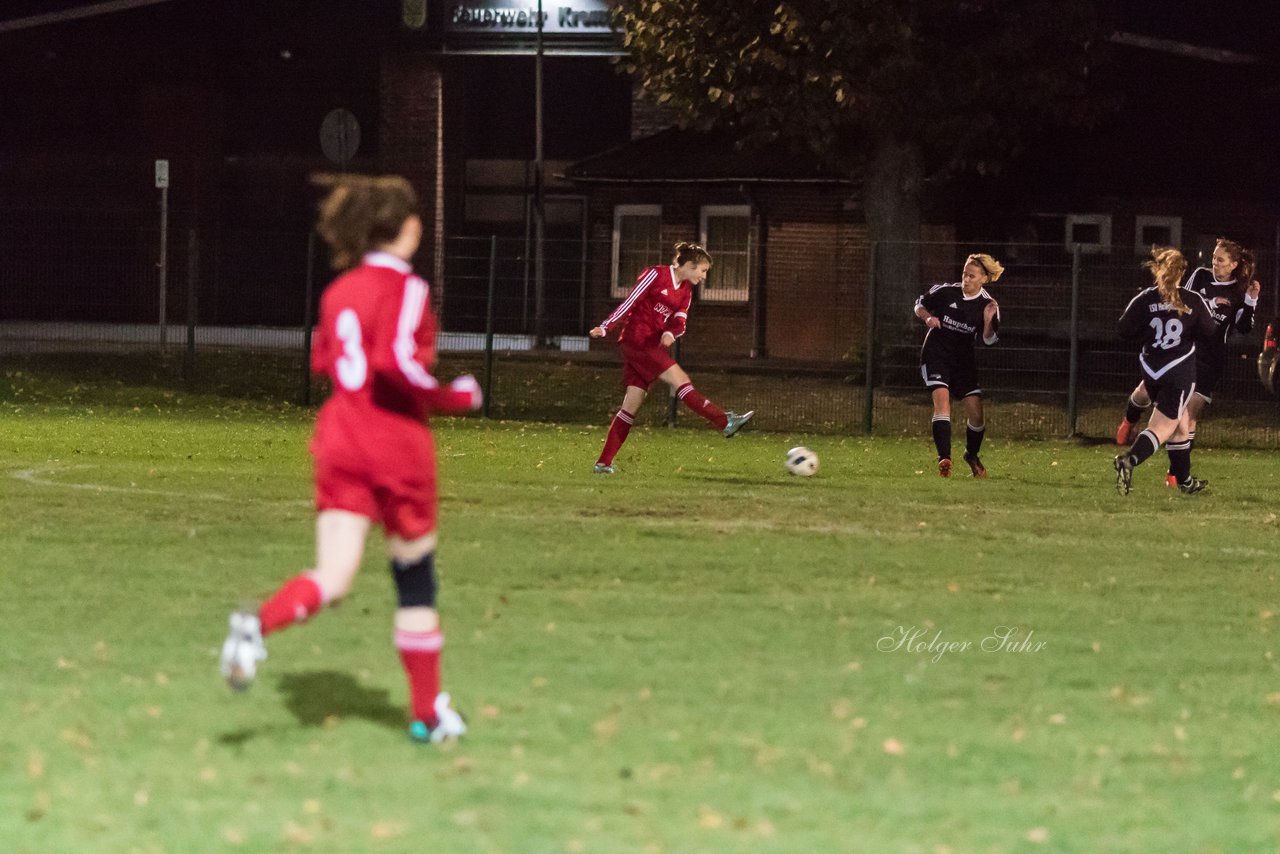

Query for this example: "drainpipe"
[739,183,766,358]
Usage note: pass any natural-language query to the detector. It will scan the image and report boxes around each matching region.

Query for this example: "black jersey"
[915,283,999,361]
[1183,266,1256,349]
[1117,286,1217,380]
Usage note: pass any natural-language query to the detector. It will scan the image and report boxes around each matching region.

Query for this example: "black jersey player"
[913,253,1003,478]
[1114,248,1219,495]
[1115,238,1261,485]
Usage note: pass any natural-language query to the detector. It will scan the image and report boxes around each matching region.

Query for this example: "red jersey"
[310,252,476,474]
[599,265,692,347]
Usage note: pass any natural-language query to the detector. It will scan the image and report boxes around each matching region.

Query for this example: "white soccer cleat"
[723,410,754,438]
[220,611,267,691]
[430,691,468,743]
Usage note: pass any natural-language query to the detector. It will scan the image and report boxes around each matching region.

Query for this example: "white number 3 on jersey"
[335,308,368,390]
[1148,316,1183,350]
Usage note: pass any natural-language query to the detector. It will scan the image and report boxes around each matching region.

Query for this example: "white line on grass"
[9,464,310,507]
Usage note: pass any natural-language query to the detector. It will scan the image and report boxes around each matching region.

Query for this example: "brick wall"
[380,53,448,296]
[630,83,681,140]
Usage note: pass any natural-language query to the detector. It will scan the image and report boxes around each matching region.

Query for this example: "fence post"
[483,236,497,418]
[862,241,878,434]
[184,229,198,388]
[666,338,681,427]
[1067,244,1082,436]
[302,231,316,406]
[158,175,169,353]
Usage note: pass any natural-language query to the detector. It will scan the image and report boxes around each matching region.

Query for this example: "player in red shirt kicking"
[588,241,753,473]
[220,174,481,744]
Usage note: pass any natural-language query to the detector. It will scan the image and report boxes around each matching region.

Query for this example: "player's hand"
[449,374,483,411]
[660,331,676,348]
[924,315,941,330]
[589,326,607,338]
[1215,296,1232,306]
[983,300,999,323]
[1247,279,1261,300]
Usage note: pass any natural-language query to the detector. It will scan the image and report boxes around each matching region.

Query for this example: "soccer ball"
[785,446,818,477]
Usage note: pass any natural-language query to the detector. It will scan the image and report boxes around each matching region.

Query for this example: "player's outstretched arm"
[422,374,483,414]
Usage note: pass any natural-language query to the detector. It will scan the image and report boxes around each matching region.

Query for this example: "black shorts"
[921,353,981,398]
[1144,358,1196,420]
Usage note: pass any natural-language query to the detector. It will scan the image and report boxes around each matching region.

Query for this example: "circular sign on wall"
[320,109,361,166]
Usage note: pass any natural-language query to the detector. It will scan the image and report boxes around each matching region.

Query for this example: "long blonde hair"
[966,253,1005,282]
[1143,247,1189,314]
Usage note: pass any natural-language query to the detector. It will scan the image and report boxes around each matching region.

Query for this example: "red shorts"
[314,455,437,540]
[620,341,676,389]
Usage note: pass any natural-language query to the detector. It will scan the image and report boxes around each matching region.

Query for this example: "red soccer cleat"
[1164,472,1178,488]
[938,458,952,478]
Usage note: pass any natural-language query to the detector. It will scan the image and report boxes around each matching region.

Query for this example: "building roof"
[560,126,856,186]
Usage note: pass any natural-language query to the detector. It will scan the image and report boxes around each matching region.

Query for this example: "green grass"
[2,391,1280,852]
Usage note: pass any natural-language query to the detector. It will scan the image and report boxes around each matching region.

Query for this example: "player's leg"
[596,385,647,472]
[263,509,369,630]
[386,531,465,742]
[221,509,370,689]
[660,363,752,436]
[1167,388,1206,493]
[1117,380,1151,445]
[960,393,987,478]
[1115,381,1182,494]
[929,385,953,477]
[1183,391,1207,448]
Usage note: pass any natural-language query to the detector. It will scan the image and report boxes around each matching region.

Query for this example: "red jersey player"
[220,174,480,744]
[588,241,754,473]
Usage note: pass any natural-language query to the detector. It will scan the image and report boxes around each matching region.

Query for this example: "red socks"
[599,387,726,465]
[257,572,447,726]
[597,409,634,466]
[676,383,727,430]
[258,574,323,636]
[396,628,444,724]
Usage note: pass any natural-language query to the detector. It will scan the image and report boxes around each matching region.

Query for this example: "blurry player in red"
[588,241,754,473]
[220,174,481,744]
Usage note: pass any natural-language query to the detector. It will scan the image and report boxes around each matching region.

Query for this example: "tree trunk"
[861,134,925,301]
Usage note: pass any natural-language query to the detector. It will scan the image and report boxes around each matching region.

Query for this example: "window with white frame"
[1134,215,1182,254]
[611,205,662,298]
[699,205,751,303]
[1064,214,1112,254]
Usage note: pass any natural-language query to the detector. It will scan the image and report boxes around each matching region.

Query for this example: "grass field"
[3,382,1280,852]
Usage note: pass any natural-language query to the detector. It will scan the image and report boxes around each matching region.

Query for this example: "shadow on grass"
[679,471,790,486]
[276,670,407,731]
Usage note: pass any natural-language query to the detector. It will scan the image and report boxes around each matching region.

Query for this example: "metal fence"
[1,215,1276,448]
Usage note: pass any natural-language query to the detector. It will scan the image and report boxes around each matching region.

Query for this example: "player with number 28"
[1113,247,1218,496]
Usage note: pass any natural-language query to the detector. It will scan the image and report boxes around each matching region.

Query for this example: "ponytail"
[1143,247,1189,315]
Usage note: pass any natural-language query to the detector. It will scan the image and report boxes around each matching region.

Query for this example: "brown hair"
[673,241,713,267]
[313,173,420,270]
[1215,237,1256,296]
[965,253,1005,282]
[1143,247,1189,314]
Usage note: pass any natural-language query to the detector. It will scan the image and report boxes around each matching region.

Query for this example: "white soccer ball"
[785,446,819,477]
